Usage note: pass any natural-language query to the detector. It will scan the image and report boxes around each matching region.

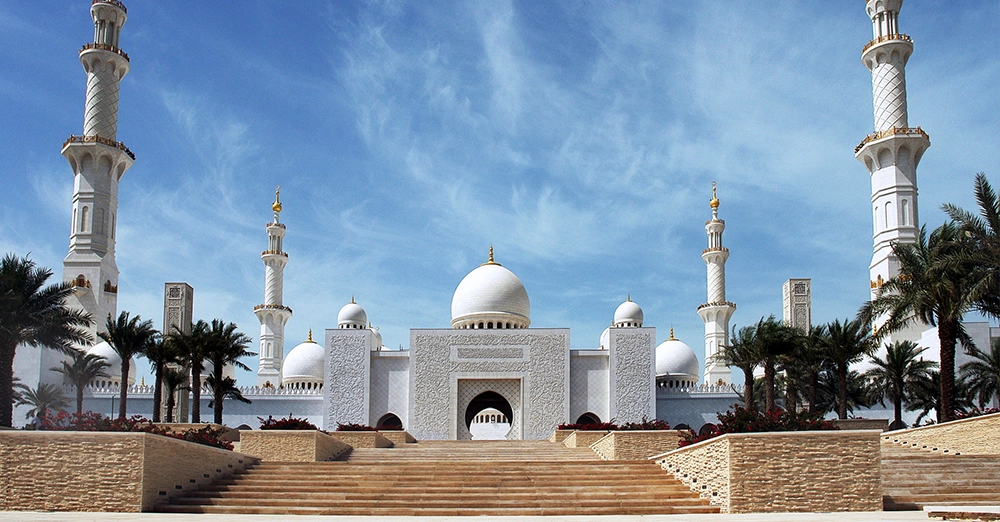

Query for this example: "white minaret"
[855,0,929,343]
[697,183,736,386]
[255,187,292,387]
[61,0,134,339]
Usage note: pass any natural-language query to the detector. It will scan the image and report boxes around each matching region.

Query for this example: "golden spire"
[272,185,283,214]
[351,295,355,304]
[709,181,720,210]
[669,327,677,340]
[626,293,631,302]
[482,245,501,266]
[307,329,313,343]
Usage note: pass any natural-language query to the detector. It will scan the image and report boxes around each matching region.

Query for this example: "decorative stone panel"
[409,328,569,440]
[324,329,372,429]
[609,328,655,424]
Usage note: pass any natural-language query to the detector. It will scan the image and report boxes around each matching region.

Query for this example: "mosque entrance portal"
[456,379,521,440]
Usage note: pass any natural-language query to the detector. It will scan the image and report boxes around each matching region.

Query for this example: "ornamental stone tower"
[855,0,929,343]
[255,188,292,387]
[61,0,134,339]
[697,183,736,385]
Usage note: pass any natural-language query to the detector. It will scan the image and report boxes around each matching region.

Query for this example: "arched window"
[576,412,601,425]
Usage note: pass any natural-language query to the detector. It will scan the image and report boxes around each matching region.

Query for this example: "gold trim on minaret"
[272,185,282,213]
[710,182,720,209]
[669,327,677,340]
[307,329,313,343]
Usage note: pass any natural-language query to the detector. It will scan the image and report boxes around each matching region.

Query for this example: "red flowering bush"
[336,422,378,432]
[556,421,620,431]
[678,406,838,448]
[35,411,232,450]
[620,417,671,430]
[258,415,319,431]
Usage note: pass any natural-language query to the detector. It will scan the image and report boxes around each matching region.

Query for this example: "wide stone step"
[157,505,721,516]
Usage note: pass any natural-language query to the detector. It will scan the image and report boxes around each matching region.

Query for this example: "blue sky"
[2,1,998,386]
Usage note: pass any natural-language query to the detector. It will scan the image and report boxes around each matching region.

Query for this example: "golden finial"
[307,329,313,343]
[351,295,355,304]
[709,181,720,210]
[482,245,501,266]
[140,376,145,387]
[669,327,677,340]
[272,185,282,214]
[626,293,631,302]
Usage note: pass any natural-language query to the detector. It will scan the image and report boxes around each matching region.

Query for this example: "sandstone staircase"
[882,439,1000,510]
[156,439,718,515]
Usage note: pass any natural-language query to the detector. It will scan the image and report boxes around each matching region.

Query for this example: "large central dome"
[451,248,530,329]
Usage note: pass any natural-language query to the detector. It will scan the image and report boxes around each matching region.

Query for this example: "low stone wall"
[590,430,685,460]
[379,430,416,445]
[331,431,393,448]
[240,430,351,462]
[562,430,610,448]
[653,430,882,514]
[883,412,1000,455]
[549,429,574,443]
[155,423,241,441]
[831,418,889,431]
[0,431,256,512]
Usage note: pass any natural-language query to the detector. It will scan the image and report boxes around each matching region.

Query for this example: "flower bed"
[37,411,234,450]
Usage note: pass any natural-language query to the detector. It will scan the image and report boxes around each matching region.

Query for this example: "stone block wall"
[883,412,1000,455]
[331,431,393,448]
[240,430,351,462]
[562,430,609,448]
[590,430,684,460]
[0,432,255,512]
[654,430,882,514]
[831,418,889,431]
[379,430,416,445]
[549,429,573,443]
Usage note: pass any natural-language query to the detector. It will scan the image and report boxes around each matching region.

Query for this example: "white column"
[255,188,292,386]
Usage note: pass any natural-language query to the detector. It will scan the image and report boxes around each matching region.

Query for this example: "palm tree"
[15,382,71,422]
[802,325,829,414]
[161,366,188,423]
[755,316,801,412]
[51,349,110,414]
[98,311,157,419]
[169,319,210,423]
[943,173,1000,318]
[865,341,937,429]
[205,373,252,413]
[11,375,27,405]
[0,253,92,427]
[204,319,255,425]
[908,371,975,425]
[815,367,872,417]
[859,223,979,422]
[143,337,179,422]
[824,318,875,420]
[961,338,1000,409]
[713,323,761,412]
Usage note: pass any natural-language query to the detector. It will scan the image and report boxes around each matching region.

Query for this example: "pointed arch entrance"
[456,378,521,440]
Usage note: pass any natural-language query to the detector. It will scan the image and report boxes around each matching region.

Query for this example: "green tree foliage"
[864,341,937,429]
[203,319,255,425]
[15,382,70,421]
[98,311,158,419]
[824,318,875,420]
[713,323,761,412]
[161,366,188,423]
[167,319,210,423]
[51,349,110,414]
[0,253,92,427]
[143,337,179,422]
[860,223,978,422]
[961,338,1000,408]
[205,373,252,413]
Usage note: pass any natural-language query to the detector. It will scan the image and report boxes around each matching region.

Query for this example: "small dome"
[282,334,325,386]
[613,297,643,327]
[599,327,610,350]
[655,335,700,384]
[86,341,136,385]
[338,299,367,329]
[451,250,530,329]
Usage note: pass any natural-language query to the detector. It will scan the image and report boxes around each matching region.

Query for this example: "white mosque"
[16,0,984,434]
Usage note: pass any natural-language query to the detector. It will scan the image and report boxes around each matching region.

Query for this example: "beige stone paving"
[0,512,934,521]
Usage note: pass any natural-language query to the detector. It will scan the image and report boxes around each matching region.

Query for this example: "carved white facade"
[782,279,812,333]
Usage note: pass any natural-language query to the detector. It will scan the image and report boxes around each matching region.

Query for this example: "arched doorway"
[464,391,514,440]
[377,413,403,430]
[576,412,601,425]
